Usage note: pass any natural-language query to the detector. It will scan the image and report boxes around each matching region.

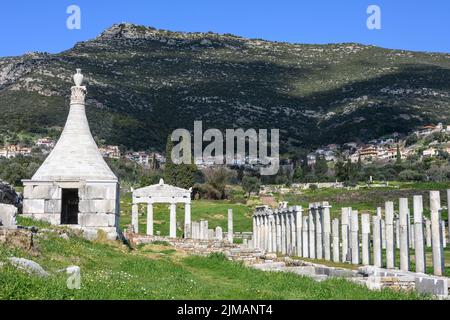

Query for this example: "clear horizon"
[1,0,450,57]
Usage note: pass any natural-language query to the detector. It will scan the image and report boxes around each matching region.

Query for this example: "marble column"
[208,229,214,240]
[271,214,277,253]
[308,205,316,259]
[341,207,350,262]
[361,213,370,265]
[275,212,282,253]
[285,210,292,255]
[376,207,382,218]
[146,203,154,236]
[399,198,410,271]
[413,195,426,273]
[267,213,273,252]
[184,202,191,238]
[227,208,233,244]
[332,218,340,263]
[395,217,400,249]
[430,191,444,276]
[258,215,264,249]
[204,220,209,239]
[192,221,199,239]
[350,210,359,265]
[322,202,331,261]
[132,203,139,234]
[407,209,413,249]
[199,219,205,240]
[381,219,387,249]
[253,215,258,248]
[302,215,309,258]
[385,201,395,269]
[215,226,223,241]
[294,206,303,257]
[281,212,287,255]
[290,209,297,256]
[441,221,447,249]
[169,203,177,238]
[425,218,432,248]
[372,215,382,267]
[315,204,323,260]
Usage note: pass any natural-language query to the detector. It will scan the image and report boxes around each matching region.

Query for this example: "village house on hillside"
[98,145,121,159]
[0,145,32,158]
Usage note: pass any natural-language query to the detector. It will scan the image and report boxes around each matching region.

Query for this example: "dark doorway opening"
[61,189,79,225]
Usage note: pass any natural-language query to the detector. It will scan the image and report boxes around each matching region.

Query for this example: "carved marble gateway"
[22,70,120,240]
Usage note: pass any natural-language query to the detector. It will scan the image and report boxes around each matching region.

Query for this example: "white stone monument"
[132,179,191,238]
[22,69,120,240]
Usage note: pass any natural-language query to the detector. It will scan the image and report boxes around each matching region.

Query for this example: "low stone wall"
[126,233,265,264]
[252,256,448,298]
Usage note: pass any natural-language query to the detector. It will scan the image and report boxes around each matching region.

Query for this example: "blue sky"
[1,0,449,57]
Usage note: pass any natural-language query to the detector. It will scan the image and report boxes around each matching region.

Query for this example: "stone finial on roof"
[159,178,164,186]
[73,68,84,86]
[70,69,86,105]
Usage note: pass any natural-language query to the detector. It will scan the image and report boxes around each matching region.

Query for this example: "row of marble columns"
[252,191,448,276]
[131,202,191,238]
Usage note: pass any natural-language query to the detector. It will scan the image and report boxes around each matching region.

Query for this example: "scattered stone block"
[9,257,49,277]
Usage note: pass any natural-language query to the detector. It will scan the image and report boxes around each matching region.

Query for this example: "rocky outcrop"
[0,181,22,209]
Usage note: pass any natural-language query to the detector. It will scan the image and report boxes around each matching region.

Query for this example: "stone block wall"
[22,180,119,239]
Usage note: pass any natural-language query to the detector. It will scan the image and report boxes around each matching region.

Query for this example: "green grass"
[0,225,426,300]
[119,193,252,237]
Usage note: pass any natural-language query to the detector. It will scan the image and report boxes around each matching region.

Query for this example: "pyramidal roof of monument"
[31,69,117,181]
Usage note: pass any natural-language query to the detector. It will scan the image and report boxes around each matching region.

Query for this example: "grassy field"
[0,219,426,300]
[119,193,253,237]
[118,182,450,237]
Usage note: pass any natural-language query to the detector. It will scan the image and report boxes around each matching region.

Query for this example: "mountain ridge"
[1,22,450,153]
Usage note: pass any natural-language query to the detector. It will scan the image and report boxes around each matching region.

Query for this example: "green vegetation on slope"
[1,23,450,153]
